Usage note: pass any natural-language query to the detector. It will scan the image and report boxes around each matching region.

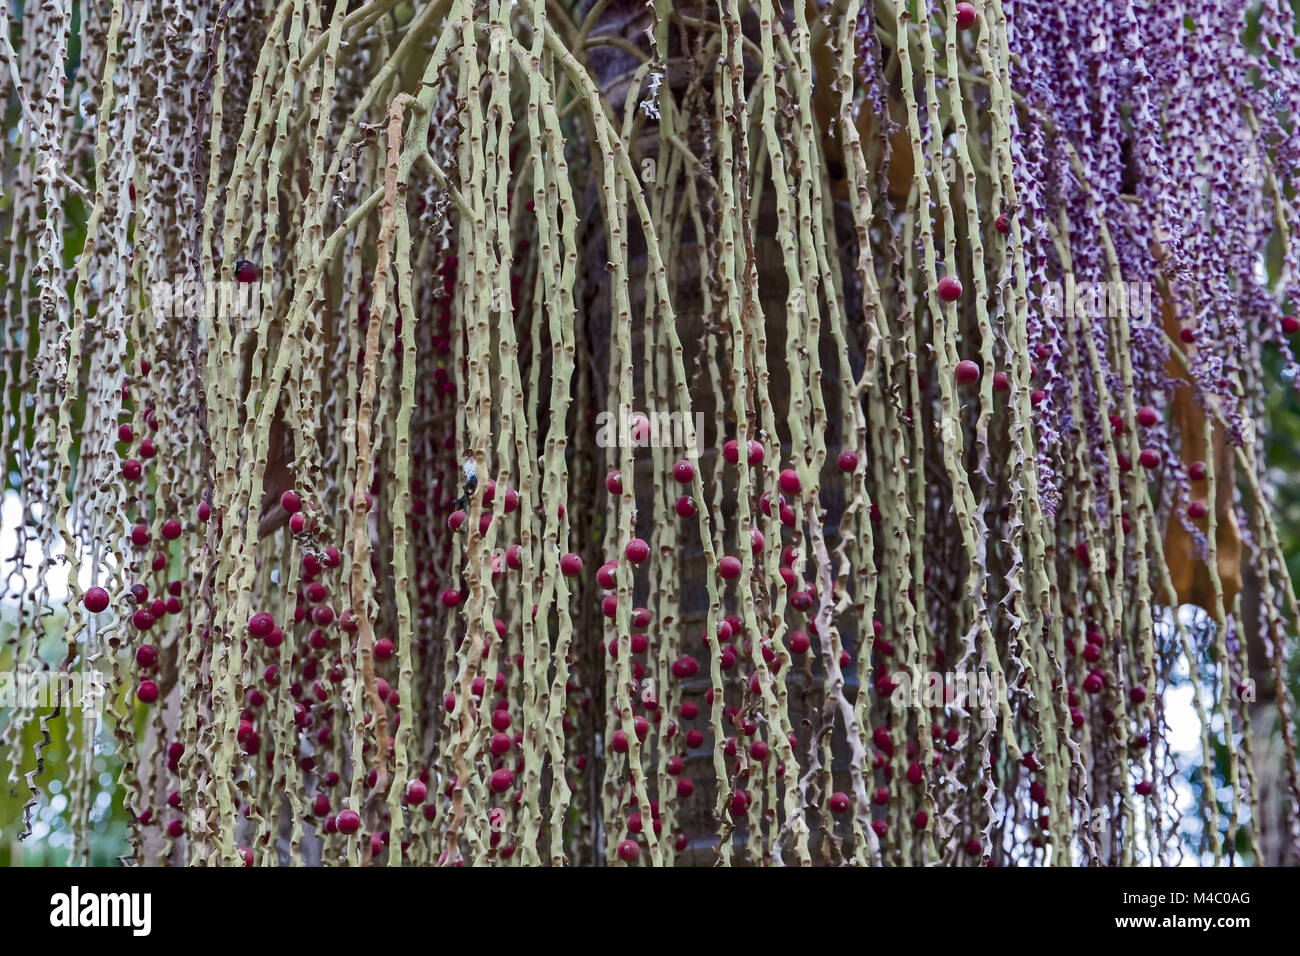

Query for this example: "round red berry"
[625,538,650,563]
[937,276,963,301]
[84,587,110,613]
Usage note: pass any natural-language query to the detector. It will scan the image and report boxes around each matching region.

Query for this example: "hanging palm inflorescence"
[2,0,1299,866]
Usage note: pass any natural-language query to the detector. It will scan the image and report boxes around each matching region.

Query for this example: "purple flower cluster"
[1003,0,1294,528]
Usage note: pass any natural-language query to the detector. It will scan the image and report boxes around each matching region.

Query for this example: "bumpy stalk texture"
[2,0,1299,866]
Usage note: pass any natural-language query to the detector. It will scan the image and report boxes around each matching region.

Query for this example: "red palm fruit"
[633,716,650,741]
[873,726,893,753]
[671,656,699,679]
[84,587,110,613]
